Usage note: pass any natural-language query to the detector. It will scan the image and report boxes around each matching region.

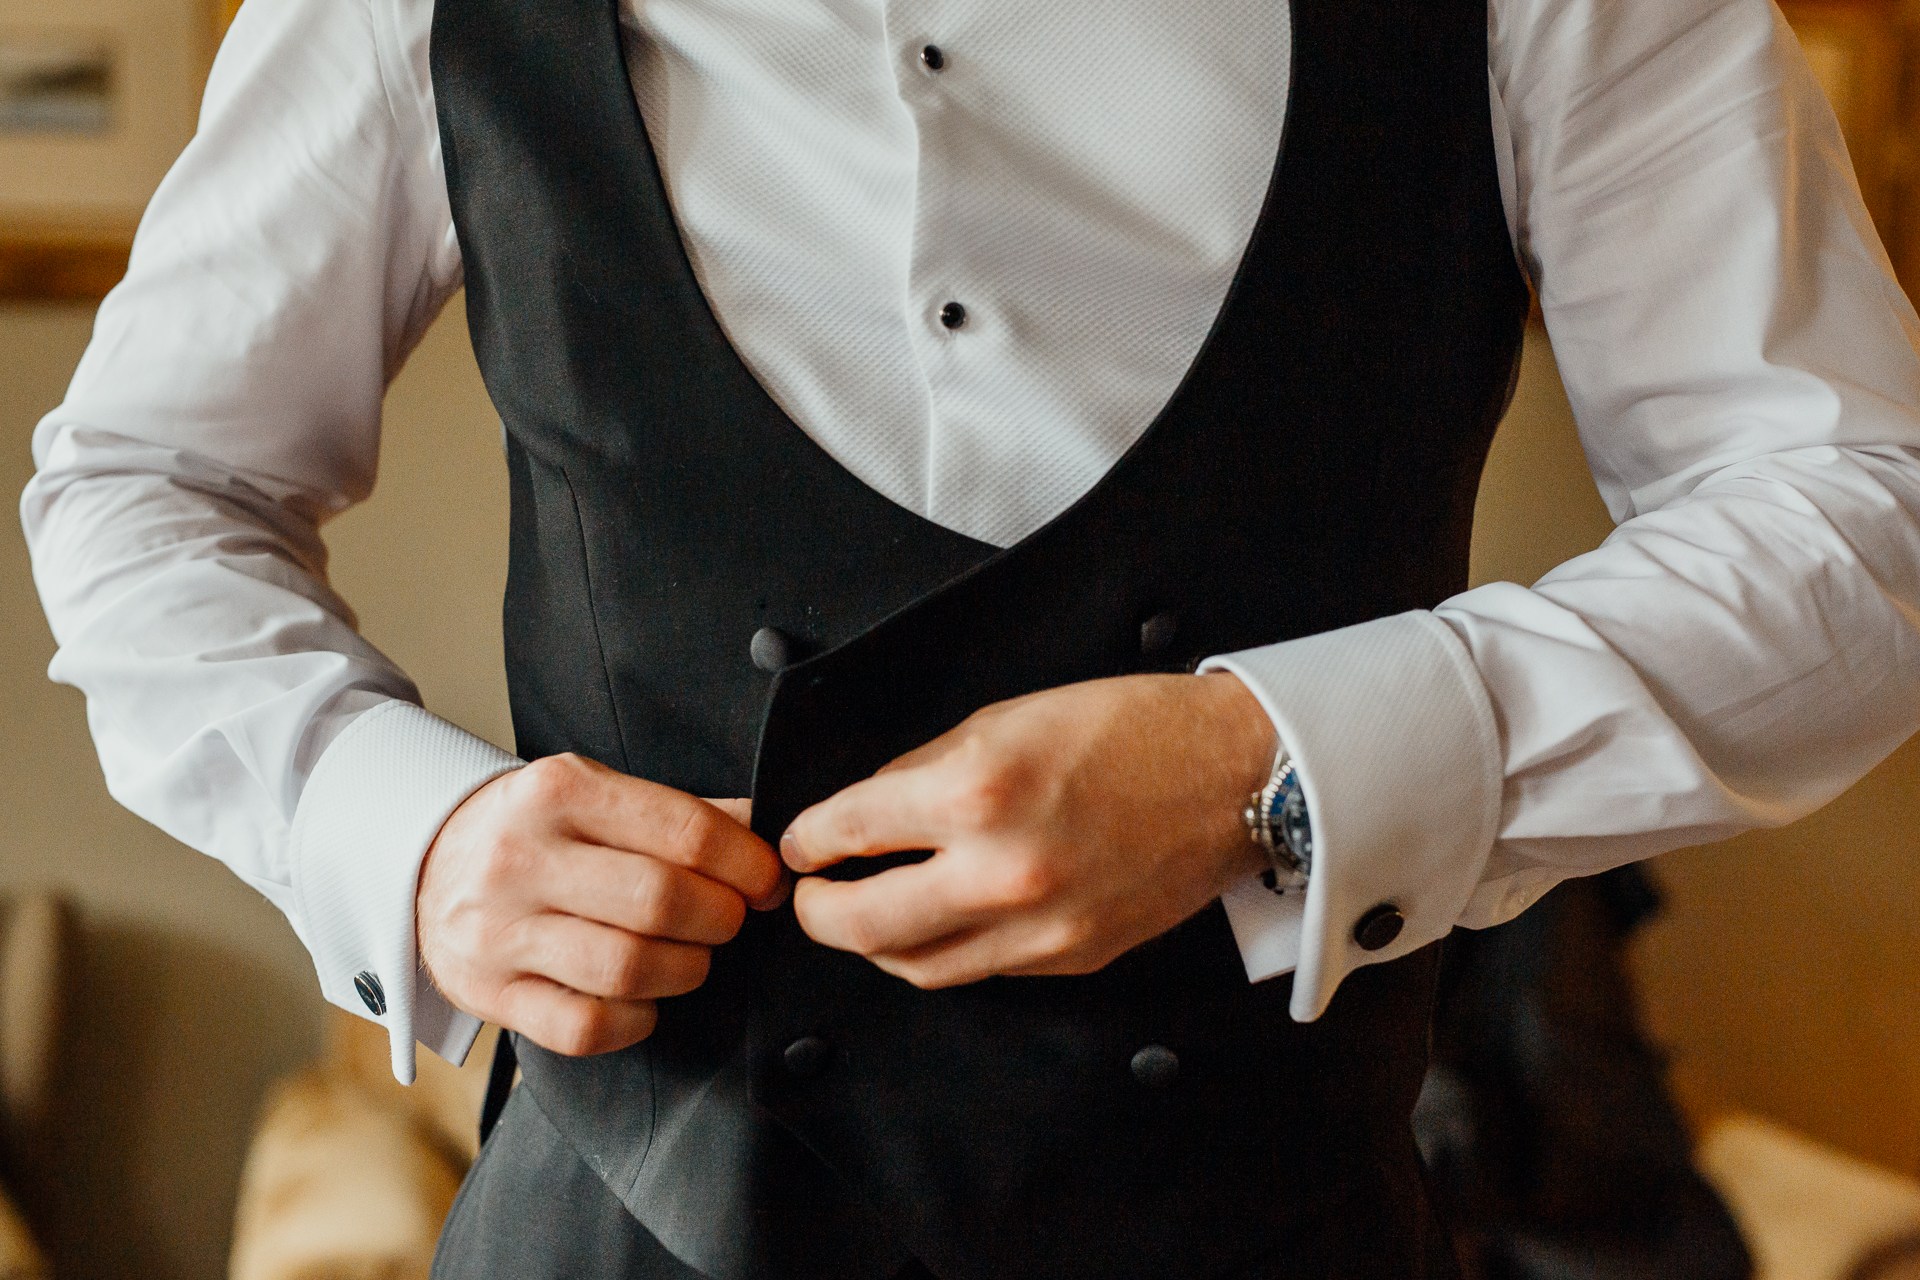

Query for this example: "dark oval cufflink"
[354,970,387,1016]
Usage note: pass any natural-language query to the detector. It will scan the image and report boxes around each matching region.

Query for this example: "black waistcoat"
[432,0,1528,1274]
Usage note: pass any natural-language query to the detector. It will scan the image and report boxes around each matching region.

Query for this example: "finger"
[495,976,659,1057]
[512,912,714,1000]
[541,841,748,945]
[790,857,980,956]
[517,756,785,906]
[704,797,751,825]
[702,798,791,907]
[868,915,1096,990]
[781,764,965,873]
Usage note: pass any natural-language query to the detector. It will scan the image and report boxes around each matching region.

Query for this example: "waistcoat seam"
[559,462,634,775]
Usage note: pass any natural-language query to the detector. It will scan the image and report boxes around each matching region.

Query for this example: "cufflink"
[353,970,387,1016]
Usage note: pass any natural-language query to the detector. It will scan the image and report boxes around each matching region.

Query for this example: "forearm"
[18,0,488,1078]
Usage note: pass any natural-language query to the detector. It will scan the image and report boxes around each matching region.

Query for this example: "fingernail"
[780,831,804,869]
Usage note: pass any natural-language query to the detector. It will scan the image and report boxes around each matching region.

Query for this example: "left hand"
[780,672,1277,988]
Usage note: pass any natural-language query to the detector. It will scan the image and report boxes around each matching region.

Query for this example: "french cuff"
[1199,611,1503,1021]
[287,699,522,1083]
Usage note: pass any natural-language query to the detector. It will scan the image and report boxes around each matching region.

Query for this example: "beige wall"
[2,301,1917,1275]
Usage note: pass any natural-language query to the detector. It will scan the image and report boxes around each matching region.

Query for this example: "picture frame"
[0,0,227,300]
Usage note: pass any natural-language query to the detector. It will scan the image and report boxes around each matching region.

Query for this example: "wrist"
[1194,671,1279,881]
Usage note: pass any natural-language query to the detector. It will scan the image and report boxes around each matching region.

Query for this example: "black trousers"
[431,1080,1437,1280]
[435,1085,940,1280]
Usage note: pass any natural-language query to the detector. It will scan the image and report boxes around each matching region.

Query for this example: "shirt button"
[939,301,968,330]
[783,1035,832,1079]
[920,44,945,71]
[1353,904,1406,952]
[750,626,791,672]
[1130,1044,1180,1088]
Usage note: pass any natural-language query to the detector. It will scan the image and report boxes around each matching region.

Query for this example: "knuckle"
[517,753,589,807]
[988,857,1056,910]
[626,867,674,932]
[602,942,651,997]
[540,1003,601,1057]
[837,914,887,957]
[1039,917,1094,961]
[474,832,537,892]
[817,805,869,856]
[664,801,723,863]
[939,758,1021,832]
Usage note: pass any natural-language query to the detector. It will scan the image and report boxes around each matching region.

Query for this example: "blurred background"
[5,1,1920,1278]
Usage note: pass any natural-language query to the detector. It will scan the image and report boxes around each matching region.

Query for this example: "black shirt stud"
[920,44,945,71]
[750,626,791,673]
[1353,904,1406,952]
[1130,1044,1180,1088]
[353,970,387,1016]
[939,301,968,330]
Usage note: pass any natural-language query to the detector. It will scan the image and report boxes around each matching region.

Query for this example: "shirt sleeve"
[1209,0,1920,1019]
[16,0,518,1081]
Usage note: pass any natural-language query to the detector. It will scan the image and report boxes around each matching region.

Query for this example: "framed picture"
[0,0,223,300]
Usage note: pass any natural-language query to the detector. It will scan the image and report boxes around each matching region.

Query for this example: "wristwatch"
[1244,747,1312,890]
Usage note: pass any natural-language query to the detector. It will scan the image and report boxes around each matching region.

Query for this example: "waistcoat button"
[939,301,968,330]
[750,626,791,672]
[1353,904,1406,952]
[1130,1044,1179,1088]
[783,1035,832,1078]
[1139,611,1179,656]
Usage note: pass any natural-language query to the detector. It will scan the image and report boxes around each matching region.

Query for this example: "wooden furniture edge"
[0,234,133,303]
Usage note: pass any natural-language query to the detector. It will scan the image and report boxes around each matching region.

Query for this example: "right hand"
[416,753,787,1056]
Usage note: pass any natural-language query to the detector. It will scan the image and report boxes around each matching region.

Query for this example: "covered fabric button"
[783,1035,832,1078]
[353,970,387,1016]
[1353,904,1406,952]
[750,626,791,672]
[1130,1044,1179,1088]
[1139,611,1179,656]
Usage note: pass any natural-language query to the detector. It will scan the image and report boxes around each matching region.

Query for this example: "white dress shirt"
[22,0,1920,1085]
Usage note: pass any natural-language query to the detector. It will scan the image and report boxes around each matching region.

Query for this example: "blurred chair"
[1701,1114,1920,1280]
[0,892,74,1280]
[228,1009,496,1280]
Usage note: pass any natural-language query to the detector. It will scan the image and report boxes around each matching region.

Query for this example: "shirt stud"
[939,301,968,330]
[920,44,945,71]
[750,626,791,672]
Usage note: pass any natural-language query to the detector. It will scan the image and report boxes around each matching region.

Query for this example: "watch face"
[1280,786,1313,867]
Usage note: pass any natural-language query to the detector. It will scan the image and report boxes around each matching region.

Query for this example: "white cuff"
[1200,611,1503,1021]
[287,699,522,1082]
